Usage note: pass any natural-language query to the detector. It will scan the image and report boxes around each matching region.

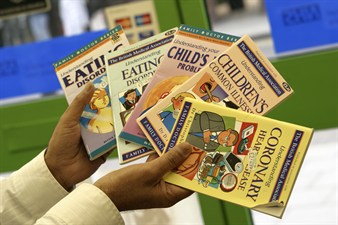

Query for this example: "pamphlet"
[164,98,313,218]
[54,25,129,160]
[106,28,177,163]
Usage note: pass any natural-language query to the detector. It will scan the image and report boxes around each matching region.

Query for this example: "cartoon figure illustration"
[175,146,207,180]
[119,109,133,126]
[158,92,195,132]
[192,72,228,103]
[197,151,226,188]
[197,151,242,190]
[88,88,114,133]
[187,111,239,151]
[122,88,140,110]
[142,75,190,111]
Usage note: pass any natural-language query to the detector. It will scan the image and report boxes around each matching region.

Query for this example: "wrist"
[44,148,74,191]
[94,179,123,211]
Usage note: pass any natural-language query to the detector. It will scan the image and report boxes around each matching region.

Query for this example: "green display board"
[153,0,182,31]
[267,49,338,129]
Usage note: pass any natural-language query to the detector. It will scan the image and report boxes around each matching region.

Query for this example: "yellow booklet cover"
[164,98,313,218]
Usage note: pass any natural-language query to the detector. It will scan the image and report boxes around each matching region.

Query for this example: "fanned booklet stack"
[120,24,240,149]
[53,24,313,218]
[137,34,294,155]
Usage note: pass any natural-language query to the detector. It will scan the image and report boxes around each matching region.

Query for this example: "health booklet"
[164,97,313,218]
[106,28,177,163]
[54,25,129,160]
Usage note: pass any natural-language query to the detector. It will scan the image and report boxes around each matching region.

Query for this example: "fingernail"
[84,82,94,93]
[181,142,192,156]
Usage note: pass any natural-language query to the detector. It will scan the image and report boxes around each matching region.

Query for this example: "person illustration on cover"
[187,111,239,151]
[88,88,114,133]
[159,92,195,132]
[122,89,140,110]
[197,151,226,188]
[192,73,228,103]
[141,75,190,112]
[174,146,207,180]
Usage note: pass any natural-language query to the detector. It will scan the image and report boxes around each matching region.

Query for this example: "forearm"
[1,150,69,225]
[34,184,124,225]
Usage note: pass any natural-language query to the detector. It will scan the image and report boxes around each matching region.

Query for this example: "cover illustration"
[53,25,129,160]
[120,24,240,148]
[137,35,294,155]
[164,98,313,218]
[106,28,177,164]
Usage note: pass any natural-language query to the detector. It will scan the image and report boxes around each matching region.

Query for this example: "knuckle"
[166,153,179,168]
[143,165,157,177]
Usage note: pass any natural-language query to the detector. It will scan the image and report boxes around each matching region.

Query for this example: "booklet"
[120,24,240,149]
[137,35,294,155]
[53,25,129,160]
[164,98,313,218]
[106,28,177,164]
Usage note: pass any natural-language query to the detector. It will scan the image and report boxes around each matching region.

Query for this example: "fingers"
[146,152,159,162]
[93,149,113,165]
[167,184,194,204]
[100,150,113,163]
[86,150,112,173]
[62,82,94,123]
[152,142,192,177]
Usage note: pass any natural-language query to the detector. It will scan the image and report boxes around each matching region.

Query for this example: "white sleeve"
[35,183,125,225]
[0,151,69,225]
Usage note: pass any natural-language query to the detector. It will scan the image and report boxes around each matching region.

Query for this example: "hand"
[94,142,194,211]
[203,130,211,143]
[45,83,111,191]
[212,95,220,102]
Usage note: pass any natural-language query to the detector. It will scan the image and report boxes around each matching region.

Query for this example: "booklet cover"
[53,25,129,160]
[164,98,313,218]
[106,28,177,164]
[137,35,294,155]
[120,24,240,149]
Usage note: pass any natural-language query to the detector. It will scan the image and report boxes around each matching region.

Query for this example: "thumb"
[90,149,113,169]
[152,142,192,177]
[62,82,95,123]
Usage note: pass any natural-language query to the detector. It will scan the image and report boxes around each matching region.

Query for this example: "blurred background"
[0,0,337,225]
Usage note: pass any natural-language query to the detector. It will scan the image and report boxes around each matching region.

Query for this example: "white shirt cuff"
[37,183,124,225]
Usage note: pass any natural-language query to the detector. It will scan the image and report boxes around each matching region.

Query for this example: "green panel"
[198,194,253,225]
[198,194,227,225]
[222,202,253,225]
[178,0,210,29]
[153,0,182,31]
[268,49,338,129]
[0,97,67,172]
